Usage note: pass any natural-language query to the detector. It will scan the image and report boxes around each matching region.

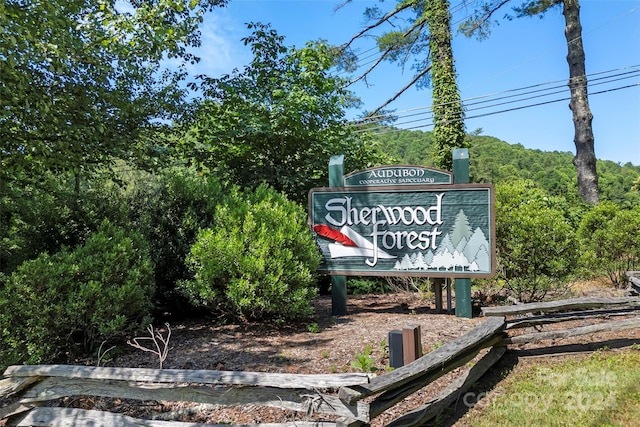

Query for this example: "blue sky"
[189,0,640,165]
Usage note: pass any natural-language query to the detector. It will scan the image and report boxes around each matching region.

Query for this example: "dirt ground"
[4,281,639,426]
[91,280,640,426]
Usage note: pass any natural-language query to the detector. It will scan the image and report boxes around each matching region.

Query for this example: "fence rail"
[1,367,372,424]
[2,294,638,427]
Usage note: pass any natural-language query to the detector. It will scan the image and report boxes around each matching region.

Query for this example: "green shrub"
[578,202,640,287]
[347,277,390,295]
[0,221,154,368]
[1,172,128,278]
[128,167,225,312]
[180,184,321,321]
[350,345,377,372]
[495,180,577,302]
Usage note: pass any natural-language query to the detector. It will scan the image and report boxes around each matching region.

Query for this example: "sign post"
[312,159,494,318]
[453,148,473,318]
[328,155,347,316]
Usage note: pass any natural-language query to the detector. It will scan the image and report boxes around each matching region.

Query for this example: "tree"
[340,0,467,170]
[0,0,227,185]
[460,0,599,204]
[183,23,387,203]
[372,128,639,205]
[424,0,467,169]
[450,209,473,247]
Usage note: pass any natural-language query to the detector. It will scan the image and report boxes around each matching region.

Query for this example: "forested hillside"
[371,128,640,207]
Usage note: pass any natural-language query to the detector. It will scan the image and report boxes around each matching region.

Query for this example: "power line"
[354,80,640,135]
[349,65,640,128]
[334,2,639,107]
[350,66,640,135]
[354,81,640,136]
[350,65,640,126]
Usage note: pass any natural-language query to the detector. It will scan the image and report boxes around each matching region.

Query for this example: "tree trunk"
[563,0,599,204]
[426,0,466,171]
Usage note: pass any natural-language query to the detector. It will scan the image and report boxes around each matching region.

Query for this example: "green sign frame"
[309,184,495,277]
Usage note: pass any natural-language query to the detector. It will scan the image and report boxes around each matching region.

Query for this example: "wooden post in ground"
[453,148,473,319]
[402,324,423,365]
[446,278,453,313]
[329,155,347,316]
[433,279,443,313]
[388,330,404,368]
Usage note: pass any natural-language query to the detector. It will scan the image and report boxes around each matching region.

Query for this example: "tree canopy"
[0,0,227,183]
[182,23,388,202]
[340,0,467,169]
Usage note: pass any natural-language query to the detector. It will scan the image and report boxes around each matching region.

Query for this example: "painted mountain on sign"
[393,209,491,273]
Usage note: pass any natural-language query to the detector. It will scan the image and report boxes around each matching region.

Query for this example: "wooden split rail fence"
[627,271,640,296]
[2,295,639,427]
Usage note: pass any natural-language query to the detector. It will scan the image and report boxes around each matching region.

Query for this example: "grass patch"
[464,348,640,427]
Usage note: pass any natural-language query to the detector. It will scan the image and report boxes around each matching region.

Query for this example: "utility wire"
[351,70,640,133]
[348,65,640,131]
[353,82,640,136]
[334,2,638,105]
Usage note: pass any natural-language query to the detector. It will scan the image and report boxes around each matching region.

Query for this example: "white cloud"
[187,10,251,79]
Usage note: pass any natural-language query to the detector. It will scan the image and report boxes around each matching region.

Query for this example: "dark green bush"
[347,277,391,295]
[128,167,225,313]
[578,202,640,287]
[180,184,321,321]
[1,171,129,279]
[0,221,154,368]
[495,180,578,302]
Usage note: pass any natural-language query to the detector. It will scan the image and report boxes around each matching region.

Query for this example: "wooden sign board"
[343,165,452,187]
[309,184,495,277]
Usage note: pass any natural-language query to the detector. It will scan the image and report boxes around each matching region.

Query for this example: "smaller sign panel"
[343,165,452,187]
[309,184,495,277]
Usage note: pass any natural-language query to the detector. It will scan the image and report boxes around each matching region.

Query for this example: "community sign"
[343,165,452,187]
[309,184,495,277]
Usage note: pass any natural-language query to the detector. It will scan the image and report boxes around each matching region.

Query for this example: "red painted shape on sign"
[313,224,358,247]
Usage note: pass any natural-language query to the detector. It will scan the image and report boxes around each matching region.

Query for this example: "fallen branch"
[127,323,171,369]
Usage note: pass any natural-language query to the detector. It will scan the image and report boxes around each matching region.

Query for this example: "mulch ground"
[3,281,639,426]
